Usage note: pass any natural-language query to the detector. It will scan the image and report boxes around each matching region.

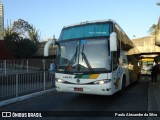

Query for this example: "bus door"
[120,51,129,85]
[112,51,121,90]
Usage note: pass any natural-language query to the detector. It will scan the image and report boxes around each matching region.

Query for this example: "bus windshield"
[57,39,111,73]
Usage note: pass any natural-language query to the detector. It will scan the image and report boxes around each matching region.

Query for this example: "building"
[0,0,4,40]
[0,0,12,59]
[0,41,13,59]
[132,17,160,58]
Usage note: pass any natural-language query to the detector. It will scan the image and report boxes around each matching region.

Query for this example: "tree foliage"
[4,34,37,59]
[149,24,158,35]
[28,26,40,45]
[157,2,160,6]
[12,19,40,44]
[16,38,38,59]
[148,2,160,35]
[4,19,38,59]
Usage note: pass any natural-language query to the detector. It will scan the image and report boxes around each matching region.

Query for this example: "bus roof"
[63,19,117,28]
[63,19,127,38]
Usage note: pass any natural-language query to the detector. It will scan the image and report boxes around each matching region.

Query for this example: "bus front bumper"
[55,82,113,95]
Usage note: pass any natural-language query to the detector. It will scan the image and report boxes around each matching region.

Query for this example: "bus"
[55,19,140,95]
[140,58,154,75]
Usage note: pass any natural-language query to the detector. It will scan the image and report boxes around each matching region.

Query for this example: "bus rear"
[140,58,154,75]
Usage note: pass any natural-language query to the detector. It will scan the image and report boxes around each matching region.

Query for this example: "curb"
[0,88,56,107]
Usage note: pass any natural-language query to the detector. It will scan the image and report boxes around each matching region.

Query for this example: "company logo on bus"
[76,79,80,84]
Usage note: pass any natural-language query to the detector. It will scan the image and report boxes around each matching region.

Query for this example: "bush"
[5,35,37,59]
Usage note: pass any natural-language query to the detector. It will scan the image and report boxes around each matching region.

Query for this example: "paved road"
[0,78,151,120]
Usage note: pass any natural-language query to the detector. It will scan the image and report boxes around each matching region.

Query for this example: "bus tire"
[119,75,126,95]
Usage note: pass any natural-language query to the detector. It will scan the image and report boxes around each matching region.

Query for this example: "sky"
[2,0,160,41]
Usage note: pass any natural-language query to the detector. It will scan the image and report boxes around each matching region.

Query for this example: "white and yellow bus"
[140,58,154,75]
[55,19,140,95]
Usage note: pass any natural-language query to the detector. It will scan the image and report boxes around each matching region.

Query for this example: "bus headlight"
[94,79,111,85]
[56,78,65,83]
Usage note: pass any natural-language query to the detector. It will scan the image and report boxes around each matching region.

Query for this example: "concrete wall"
[34,43,57,57]
[0,41,13,59]
[132,35,160,54]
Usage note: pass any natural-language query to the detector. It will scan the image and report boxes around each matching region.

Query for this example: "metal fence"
[0,59,54,101]
[0,59,52,74]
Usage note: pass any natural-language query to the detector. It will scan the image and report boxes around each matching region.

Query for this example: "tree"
[4,19,38,59]
[12,19,40,44]
[157,2,160,6]
[149,4,160,35]
[28,26,40,45]
[18,38,38,59]
[4,34,37,59]
[149,24,158,35]
[148,2,160,35]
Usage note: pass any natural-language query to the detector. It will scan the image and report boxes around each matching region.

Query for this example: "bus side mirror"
[110,32,117,52]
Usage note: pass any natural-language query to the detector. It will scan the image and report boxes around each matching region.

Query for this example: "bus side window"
[112,38,120,70]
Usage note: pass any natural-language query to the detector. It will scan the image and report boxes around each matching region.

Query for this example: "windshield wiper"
[69,45,78,66]
[81,44,94,73]
[64,46,78,72]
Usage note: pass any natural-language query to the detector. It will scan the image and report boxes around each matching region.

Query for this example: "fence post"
[27,60,29,73]
[4,60,6,74]
[42,59,46,91]
[44,71,46,91]
[16,74,18,97]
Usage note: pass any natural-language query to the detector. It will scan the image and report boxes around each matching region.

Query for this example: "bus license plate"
[74,88,83,92]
